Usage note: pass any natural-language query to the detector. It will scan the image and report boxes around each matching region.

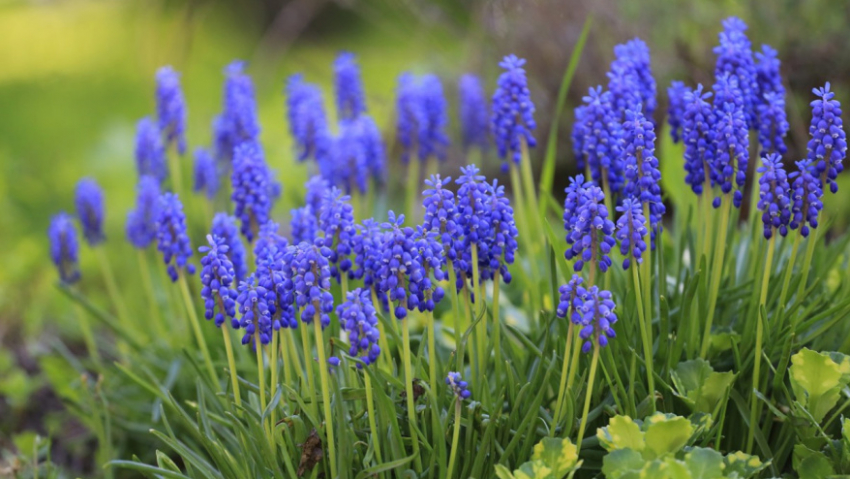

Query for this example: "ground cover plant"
[24,14,850,479]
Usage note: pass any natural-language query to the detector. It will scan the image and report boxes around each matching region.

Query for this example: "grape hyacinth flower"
[337,288,381,368]
[253,220,288,263]
[199,235,239,328]
[211,213,248,283]
[290,240,334,328]
[578,86,625,195]
[135,117,167,182]
[415,74,450,163]
[611,38,657,118]
[155,66,187,155]
[667,81,691,144]
[357,115,386,184]
[682,85,716,195]
[193,147,219,199]
[305,175,330,214]
[789,159,824,237]
[214,61,261,164]
[446,372,472,400]
[318,187,356,281]
[75,178,106,246]
[254,237,295,331]
[491,55,537,171]
[126,175,161,249]
[607,62,642,121]
[755,45,784,106]
[286,74,332,164]
[458,74,489,152]
[454,165,490,282]
[572,106,587,171]
[231,142,272,242]
[479,180,519,283]
[396,72,418,164]
[556,274,585,322]
[712,75,749,208]
[291,206,319,245]
[563,174,593,235]
[757,92,789,155]
[334,52,367,121]
[422,174,459,256]
[331,120,368,194]
[807,83,847,194]
[376,211,427,319]
[615,198,648,270]
[236,275,273,345]
[48,212,81,284]
[622,106,666,242]
[564,182,616,273]
[156,192,196,281]
[351,219,387,295]
[713,17,758,129]
[757,153,791,239]
[412,226,447,311]
[576,286,618,353]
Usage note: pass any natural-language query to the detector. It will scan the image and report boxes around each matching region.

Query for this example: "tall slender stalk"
[471,245,486,375]
[797,230,818,301]
[519,139,543,236]
[700,196,732,358]
[363,372,383,476]
[371,289,393,372]
[632,264,655,411]
[446,259,465,372]
[73,302,101,365]
[576,345,600,454]
[391,304,423,472]
[425,308,439,402]
[95,247,133,334]
[492,271,503,389]
[406,158,420,222]
[254,333,269,436]
[776,234,802,330]
[312,314,337,479]
[747,237,775,453]
[509,161,540,316]
[178,274,217,384]
[298,321,318,419]
[221,325,242,409]
[137,249,165,338]
[270,328,279,427]
[553,321,575,433]
[446,399,463,479]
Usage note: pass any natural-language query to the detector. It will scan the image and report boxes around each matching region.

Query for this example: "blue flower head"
[156,192,196,281]
[713,17,758,129]
[211,213,248,283]
[236,274,273,345]
[491,55,537,171]
[215,61,261,164]
[416,74,450,163]
[479,180,519,283]
[253,220,289,263]
[576,286,618,353]
[459,74,489,152]
[356,115,386,183]
[556,275,585,322]
[413,226,447,311]
[135,117,167,182]
[711,75,749,208]
[396,72,418,164]
[337,288,381,368]
[455,165,491,281]
[757,91,789,155]
[305,175,330,214]
[622,106,666,244]
[286,74,332,164]
[446,371,472,400]
[199,235,239,328]
[75,178,106,246]
[331,120,368,194]
[351,219,388,293]
[193,147,220,199]
[667,81,692,144]
[563,174,593,236]
[572,106,587,170]
[755,45,784,105]
[682,85,716,195]
[807,82,847,194]
[376,211,428,319]
[615,198,648,270]
[611,38,657,118]
[253,233,295,331]
[334,52,367,121]
[319,187,356,281]
[422,174,459,255]
[607,63,642,121]
[578,86,625,195]
[564,182,616,273]
[757,153,791,239]
[291,206,319,245]
[155,66,187,155]
[126,175,161,249]
[290,240,334,328]
[231,142,272,242]
[789,159,824,237]
[49,212,81,284]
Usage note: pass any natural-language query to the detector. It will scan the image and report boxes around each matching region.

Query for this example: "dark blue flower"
[231,142,272,242]
[607,62,642,121]
[491,55,536,171]
[622,106,665,244]
[711,78,749,208]
[330,119,368,194]
[611,38,657,118]
[337,288,381,368]
[578,86,625,195]
[556,275,585,323]
[135,117,167,182]
[576,286,618,353]
[193,147,219,199]
[757,153,791,239]
[807,82,847,194]
[291,206,319,245]
[422,174,460,256]
[479,180,519,283]
[682,85,716,195]
[211,213,248,283]
[289,240,334,328]
[356,115,386,184]
[789,159,824,237]
[75,178,106,246]
[126,175,161,249]
[713,17,758,129]
[156,66,187,155]
[458,74,489,152]
[253,220,289,264]
[756,92,789,155]
[667,81,691,144]
[416,74,450,163]
[156,192,196,281]
[564,182,616,273]
[376,211,427,319]
[351,218,388,292]
[413,226,446,311]
[446,371,471,400]
[318,187,356,281]
[334,52,367,121]
[455,165,490,281]
[755,45,784,108]
[615,198,647,270]
[563,174,593,238]
[236,274,273,345]
[215,61,261,164]
[49,212,81,284]
[572,106,587,171]
[396,72,418,164]
[254,235,296,330]
[199,234,239,328]
[305,175,330,214]
[286,74,332,164]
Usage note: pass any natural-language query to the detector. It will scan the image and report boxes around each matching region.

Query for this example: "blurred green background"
[1,0,849,473]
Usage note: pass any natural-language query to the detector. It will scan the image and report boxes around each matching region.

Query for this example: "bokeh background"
[2,0,849,473]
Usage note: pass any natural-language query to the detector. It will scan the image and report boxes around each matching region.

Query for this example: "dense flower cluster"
[376,211,429,319]
[572,106,587,171]
[711,74,749,208]
[236,275,272,345]
[615,198,647,269]
[126,175,161,249]
[253,221,289,265]
[713,17,758,129]
[305,175,330,214]
[667,81,691,144]
[454,165,489,280]
[611,38,656,118]
[412,226,446,310]
[757,153,791,239]
[135,117,167,182]
[214,61,261,163]
[682,85,715,195]
[289,241,334,328]
[422,174,459,252]
[395,73,449,163]
[334,52,367,121]
[622,106,665,241]
[231,142,272,242]
[318,188,356,281]
[155,66,187,155]
[478,181,518,283]
[254,234,295,330]
[356,115,386,184]
[755,46,788,154]
[48,212,81,284]
[788,159,824,237]
[350,219,386,293]
[564,181,615,273]
[396,73,418,164]
[291,206,319,245]
[199,235,239,328]
[458,74,489,151]
[75,178,106,246]
[156,193,195,281]
[286,74,331,164]
[211,213,248,283]
[337,288,381,368]
[193,147,219,199]
[331,120,368,194]
[576,286,618,353]
[807,83,847,194]
[491,55,536,170]
[446,371,471,400]
[577,86,624,195]
[556,274,584,322]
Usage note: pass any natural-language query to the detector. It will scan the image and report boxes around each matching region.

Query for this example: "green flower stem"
[406,157,420,223]
[363,371,384,476]
[797,227,818,301]
[772,233,804,392]
[492,270,503,390]
[446,259,465,372]
[462,284,479,395]
[397,311,423,472]
[178,273,217,384]
[576,344,600,454]
[73,302,101,365]
[776,233,802,332]
[279,329,293,393]
[700,195,732,358]
[509,161,540,317]
[747,236,775,453]
[167,147,184,196]
[137,249,165,339]
[566,325,582,393]
[95,247,133,336]
[553,321,575,434]
[446,399,463,479]
[221,324,242,410]
[298,319,319,419]
[312,314,337,479]
[640,203,654,399]
[471,244,486,377]
[425,308,439,405]
[632,263,655,411]
[371,289,393,373]
[519,139,543,238]
[254,332,269,438]
[270,328,279,427]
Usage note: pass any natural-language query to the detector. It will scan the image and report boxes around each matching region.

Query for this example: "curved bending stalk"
[312,313,337,479]
[576,345,600,454]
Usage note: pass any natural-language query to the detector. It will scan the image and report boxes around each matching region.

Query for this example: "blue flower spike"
[337,288,381,368]
[491,55,536,172]
[807,82,847,194]
[75,178,106,247]
[156,192,196,282]
[49,212,81,284]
